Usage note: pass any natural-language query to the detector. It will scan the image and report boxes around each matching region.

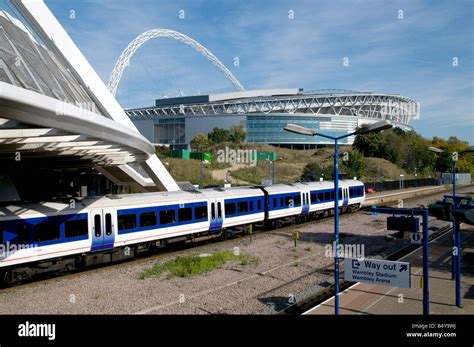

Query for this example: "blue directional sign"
[344,257,411,288]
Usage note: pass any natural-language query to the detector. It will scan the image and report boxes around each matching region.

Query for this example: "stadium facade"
[127,88,419,149]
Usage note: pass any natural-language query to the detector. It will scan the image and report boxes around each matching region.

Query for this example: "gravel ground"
[0,186,472,314]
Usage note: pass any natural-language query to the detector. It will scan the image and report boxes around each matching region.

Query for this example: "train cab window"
[118,214,136,231]
[225,202,236,216]
[140,212,157,228]
[257,200,262,211]
[65,219,88,238]
[294,195,301,206]
[217,202,222,219]
[195,205,208,220]
[160,209,176,225]
[105,213,112,235]
[178,208,193,222]
[33,221,60,242]
[238,201,248,214]
[249,201,254,212]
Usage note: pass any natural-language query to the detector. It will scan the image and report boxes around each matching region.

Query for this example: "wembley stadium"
[126,88,419,149]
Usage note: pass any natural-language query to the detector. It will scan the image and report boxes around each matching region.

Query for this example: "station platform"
[305,225,474,315]
[363,184,466,207]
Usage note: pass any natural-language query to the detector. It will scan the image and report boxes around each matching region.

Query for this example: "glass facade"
[246,115,351,144]
[154,118,185,145]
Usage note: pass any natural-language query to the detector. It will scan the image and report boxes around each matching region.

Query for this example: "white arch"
[107,29,245,96]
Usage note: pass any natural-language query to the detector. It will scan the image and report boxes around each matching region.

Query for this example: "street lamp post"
[284,120,393,315]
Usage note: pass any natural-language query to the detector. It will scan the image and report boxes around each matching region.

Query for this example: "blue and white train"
[0,180,365,284]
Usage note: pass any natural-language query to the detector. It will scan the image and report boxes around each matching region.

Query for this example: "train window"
[65,219,88,238]
[225,202,236,215]
[257,200,262,211]
[324,192,330,201]
[118,214,136,231]
[330,191,335,200]
[17,223,30,244]
[211,203,216,220]
[280,197,284,207]
[249,201,254,212]
[317,192,324,202]
[238,201,248,214]
[0,225,3,244]
[217,202,222,219]
[294,195,301,206]
[33,221,60,242]
[178,208,193,222]
[105,213,112,235]
[195,205,208,220]
[338,188,343,200]
[140,212,157,228]
[273,198,277,208]
[311,194,316,204]
[285,196,293,207]
[160,209,176,225]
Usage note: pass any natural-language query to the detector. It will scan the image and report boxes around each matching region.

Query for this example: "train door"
[302,191,310,214]
[90,208,115,252]
[342,187,350,207]
[209,199,223,231]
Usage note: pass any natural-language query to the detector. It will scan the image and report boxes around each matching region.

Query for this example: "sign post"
[371,207,430,315]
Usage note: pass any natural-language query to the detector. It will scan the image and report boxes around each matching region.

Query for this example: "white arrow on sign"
[411,232,422,245]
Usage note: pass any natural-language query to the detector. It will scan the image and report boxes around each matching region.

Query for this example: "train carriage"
[0,181,364,284]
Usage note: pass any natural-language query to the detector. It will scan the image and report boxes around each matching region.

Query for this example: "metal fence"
[363,178,438,192]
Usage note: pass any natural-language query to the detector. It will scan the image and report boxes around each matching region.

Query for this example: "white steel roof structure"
[127,89,419,127]
[1,0,179,192]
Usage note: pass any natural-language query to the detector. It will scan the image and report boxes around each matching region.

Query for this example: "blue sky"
[40,0,473,143]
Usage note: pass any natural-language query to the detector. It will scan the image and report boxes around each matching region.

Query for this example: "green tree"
[229,125,246,143]
[342,150,366,179]
[208,127,231,144]
[353,127,384,157]
[190,133,210,152]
